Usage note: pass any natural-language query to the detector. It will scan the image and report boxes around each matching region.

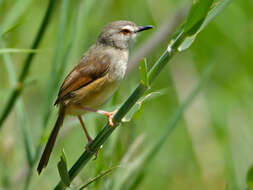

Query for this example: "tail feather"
[37,105,66,174]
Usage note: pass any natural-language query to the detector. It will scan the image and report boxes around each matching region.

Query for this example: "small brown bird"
[37,20,152,174]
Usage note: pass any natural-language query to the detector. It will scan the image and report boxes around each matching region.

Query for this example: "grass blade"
[247,166,253,189]
[0,0,57,128]
[109,135,146,190]
[1,21,22,37]
[24,1,77,189]
[0,0,33,34]
[122,90,167,122]
[42,0,76,129]
[184,0,213,36]
[178,0,232,51]
[126,62,215,190]
[79,166,119,190]
[0,48,39,54]
[1,41,34,166]
[58,150,70,187]
[1,39,34,190]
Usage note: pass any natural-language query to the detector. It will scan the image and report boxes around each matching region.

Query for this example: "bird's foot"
[104,110,117,127]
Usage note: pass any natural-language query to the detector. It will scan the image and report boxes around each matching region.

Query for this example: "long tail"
[37,104,66,174]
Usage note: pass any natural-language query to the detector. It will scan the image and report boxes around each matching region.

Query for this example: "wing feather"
[54,54,110,105]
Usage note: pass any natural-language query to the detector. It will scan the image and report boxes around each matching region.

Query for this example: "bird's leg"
[77,115,92,142]
[75,105,116,126]
[77,115,99,159]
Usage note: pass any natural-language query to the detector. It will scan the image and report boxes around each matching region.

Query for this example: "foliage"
[0,0,252,190]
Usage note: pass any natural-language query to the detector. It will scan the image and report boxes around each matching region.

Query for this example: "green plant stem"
[23,1,72,189]
[42,0,72,129]
[127,62,215,190]
[2,40,34,190]
[54,30,185,190]
[0,0,57,128]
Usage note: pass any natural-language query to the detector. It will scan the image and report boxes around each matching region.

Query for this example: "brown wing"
[54,54,110,105]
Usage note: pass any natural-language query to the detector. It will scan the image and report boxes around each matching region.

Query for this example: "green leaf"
[247,166,253,189]
[1,21,22,37]
[0,0,57,128]
[0,48,40,54]
[178,0,232,51]
[57,150,70,187]
[0,0,33,35]
[126,62,215,190]
[79,166,119,190]
[170,0,214,51]
[177,35,196,51]
[199,0,232,31]
[139,58,149,87]
[109,135,146,190]
[184,0,214,36]
[1,40,34,167]
[122,89,168,122]
[42,0,73,129]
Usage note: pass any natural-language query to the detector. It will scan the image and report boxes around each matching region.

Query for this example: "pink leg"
[77,115,99,158]
[77,115,92,142]
[74,105,117,126]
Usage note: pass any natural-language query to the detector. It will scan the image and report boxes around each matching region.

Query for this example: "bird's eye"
[120,29,131,35]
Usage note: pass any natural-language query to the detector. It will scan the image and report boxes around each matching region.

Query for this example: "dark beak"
[136,25,153,32]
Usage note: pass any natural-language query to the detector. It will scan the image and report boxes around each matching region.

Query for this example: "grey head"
[97,20,153,50]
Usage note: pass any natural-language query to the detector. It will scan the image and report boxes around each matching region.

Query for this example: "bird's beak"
[136,25,153,32]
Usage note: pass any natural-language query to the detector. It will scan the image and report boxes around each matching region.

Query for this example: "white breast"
[108,50,129,81]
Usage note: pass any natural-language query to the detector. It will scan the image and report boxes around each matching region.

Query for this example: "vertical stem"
[0,0,57,128]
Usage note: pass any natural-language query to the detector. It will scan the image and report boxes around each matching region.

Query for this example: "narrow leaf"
[184,0,213,36]
[58,150,70,187]
[138,58,149,86]
[42,0,73,129]
[122,90,167,122]
[1,41,34,167]
[199,0,232,31]
[109,135,146,190]
[177,35,195,51]
[247,166,253,189]
[1,21,22,37]
[178,0,232,51]
[79,166,119,190]
[0,0,33,35]
[0,48,40,54]
[0,0,57,127]
[126,62,215,190]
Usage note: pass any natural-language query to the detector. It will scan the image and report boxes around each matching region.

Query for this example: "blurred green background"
[0,0,253,189]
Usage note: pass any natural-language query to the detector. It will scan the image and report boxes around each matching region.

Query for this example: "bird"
[37,20,153,174]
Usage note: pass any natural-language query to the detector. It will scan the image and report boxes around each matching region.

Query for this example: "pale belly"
[65,75,120,115]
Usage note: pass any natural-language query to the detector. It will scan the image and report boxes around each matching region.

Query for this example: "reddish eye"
[121,29,131,35]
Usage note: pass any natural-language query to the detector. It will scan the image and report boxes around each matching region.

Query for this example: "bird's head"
[98,20,153,50]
